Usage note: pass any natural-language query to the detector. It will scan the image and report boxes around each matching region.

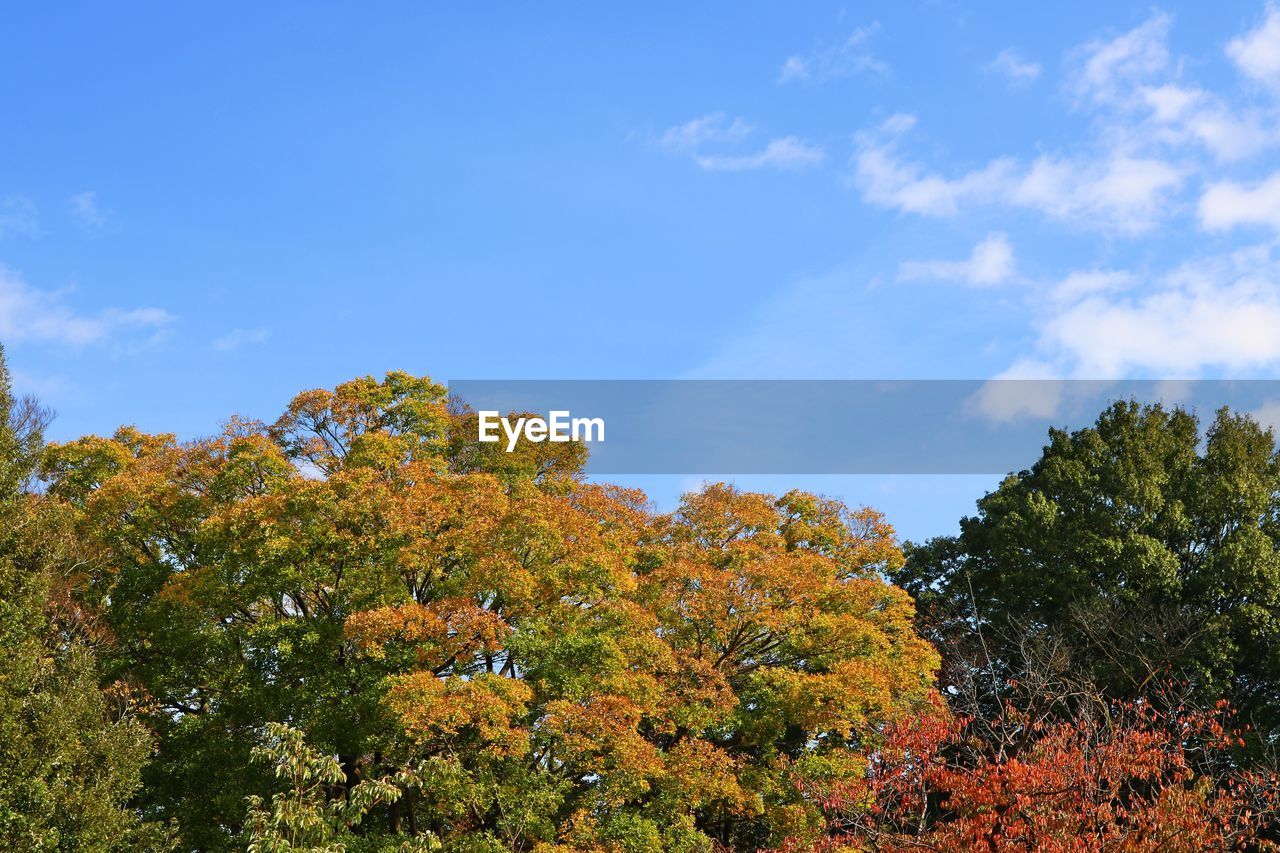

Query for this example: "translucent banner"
[447,380,1280,474]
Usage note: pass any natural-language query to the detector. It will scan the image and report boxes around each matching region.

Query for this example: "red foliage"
[788,694,1280,852]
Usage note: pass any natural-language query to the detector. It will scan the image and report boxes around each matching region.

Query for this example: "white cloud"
[694,137,825,172]
[1176,106,1272,161]
[853,117,1183,232]
[691,7,1280,386]
[1068,12,1171,105]
[1051,269,1134,303]
[213,327,270,351]
[987,49,1042,86]
[1227,3,1280,86]
[1058,15,1280,163]
[0,196,38,239]
[1200,171,1280,231]
[853,145,1013,216]
[1011,155,1184,233]
[1140,83,1202,121]
[659,114,824,172]
[658,113,752,155]
[852,115,1014,216]
[1182,110,1274,160]
[1253,399,1280,433]
[1135,84,1275,161]
[779,24,887,84]
[1035,247,1280,377]
[899,232,1015,286]
[69,191,107,228]
[778,56,808,83]
[0,267,172,347]
[1043,286,1280,376]
[968,359,1068,422]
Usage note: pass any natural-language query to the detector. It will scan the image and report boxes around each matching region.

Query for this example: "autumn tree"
[0,345,166,851]
[352,482,938,850]
[624,485,939,849]
[898,401,1280,747]
[41,371,939,851]
[39,373,466,848]
[793,681,1280,851]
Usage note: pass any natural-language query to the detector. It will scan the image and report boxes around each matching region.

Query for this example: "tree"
[898,401,1280,748]
[40,375,462,849]
[243,722,437,853]
[353,482,939,851]
[41,372,940,850]
[787,617,1280,850]
[792,686,1280,851]
[0,345,166,851]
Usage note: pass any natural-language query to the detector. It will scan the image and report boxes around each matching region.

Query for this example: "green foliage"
[900,400,1280,741]
[0,346,167,851]
[0,344,44,500]
[243,723,438,853]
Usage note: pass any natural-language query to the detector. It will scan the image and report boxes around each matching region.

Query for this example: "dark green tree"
[0,345,167,850]
[899,400,1280,746]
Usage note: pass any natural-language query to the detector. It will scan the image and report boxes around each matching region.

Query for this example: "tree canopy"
[0,346,165,850]
[12,359,1280,850]
[899,400,1280,745]
[38,371,938,851]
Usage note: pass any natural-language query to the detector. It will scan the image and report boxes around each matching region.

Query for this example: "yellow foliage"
[386,672,532,758]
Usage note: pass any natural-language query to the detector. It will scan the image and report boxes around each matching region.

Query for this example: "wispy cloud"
[852,114,1183,233]
[1061,12,1280,162]
[658,113,824,172]
[690,6,1280,386]
[694,138,825,172]
[0,267,172,347]
[213,326,270,352]
[779,23,887,84]
[851,114,1011,216]
[986,49,1042,87]
[69,191,107,229]
[658,113,752,155]
[10,368,73,400]
[0,196,39,239]
[1138,84,1273,161]
[899,233,1016,286]
[1050,270,1135,304]
[968,359,1069,421]
[1068,12,1172,106]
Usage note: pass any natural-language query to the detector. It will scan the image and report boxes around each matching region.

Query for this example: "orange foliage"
[791,694,1280,852]
[386,671,533,759]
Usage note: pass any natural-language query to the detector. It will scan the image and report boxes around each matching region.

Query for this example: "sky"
[4,2,1280,541]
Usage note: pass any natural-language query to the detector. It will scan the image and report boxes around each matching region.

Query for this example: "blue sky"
[4,2,1280,540]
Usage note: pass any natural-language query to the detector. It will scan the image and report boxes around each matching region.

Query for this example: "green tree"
[0,345,166,851]
[899,400,1280,745]
[243,722,438,853]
